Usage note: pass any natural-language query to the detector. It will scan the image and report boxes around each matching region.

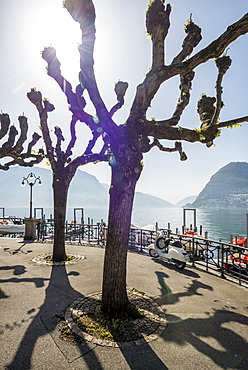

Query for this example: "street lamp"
[21,172,42,218]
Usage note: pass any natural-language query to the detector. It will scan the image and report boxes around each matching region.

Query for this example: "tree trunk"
[101,135,143,318]
[52,174,69,262]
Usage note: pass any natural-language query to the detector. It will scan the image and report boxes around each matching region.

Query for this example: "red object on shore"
[230,238,247,247]
[229,253,248,264]
[184,230,195,236]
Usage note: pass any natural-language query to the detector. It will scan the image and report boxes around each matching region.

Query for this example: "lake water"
[3,206,247,243]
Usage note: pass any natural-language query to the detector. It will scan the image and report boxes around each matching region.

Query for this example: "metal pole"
[183,209,186,227]
[29,184,33,218]
[246,213,248,241]
[0,208,5,221]
[246,200,248,244]
[194,209,196,230]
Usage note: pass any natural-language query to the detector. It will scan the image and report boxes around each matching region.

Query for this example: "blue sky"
[0,0,247,203]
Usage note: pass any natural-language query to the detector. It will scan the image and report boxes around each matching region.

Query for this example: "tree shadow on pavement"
[119,343,169,370]
[5,264,104,370]
[3,241,34,255]
[154,270,248,368]
[155,270,213,306]
[151,257,200,278]
[3,262,175,370]
[162,309,248,369]
[0,264,30,300]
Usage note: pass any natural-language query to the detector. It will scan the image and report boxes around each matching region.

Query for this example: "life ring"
[184,230,194,236]
[229,253,248,264]
[1,221,8,225]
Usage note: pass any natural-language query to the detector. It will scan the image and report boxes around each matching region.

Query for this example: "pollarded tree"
[27,85,110,262]
[0,113,43,170]
[42,0,247,317]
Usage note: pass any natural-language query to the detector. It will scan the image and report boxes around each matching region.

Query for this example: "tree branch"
[64,115,78,161]
[68,152,108,173]
[170,71,195,125]
[218,116,248,128]
[11,115,28,153]
[110,81,129,118]
[42,47,85,110]
[27,89,55,167]
[146,1,171,68]
[172,16,202,64]
[149,138,187,160]
[64,0,118,138]
[210,55,232,126]
[0,113,43,170]
[54,126,65,163]
[130,12,248,121]
[0,113,11,140]
[1,125,18,150]
[186,13,248,70]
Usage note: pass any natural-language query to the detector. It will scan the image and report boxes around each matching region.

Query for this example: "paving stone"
[64,290,167,347]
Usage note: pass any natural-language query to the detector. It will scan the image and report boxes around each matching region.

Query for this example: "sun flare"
[24,1,81,83]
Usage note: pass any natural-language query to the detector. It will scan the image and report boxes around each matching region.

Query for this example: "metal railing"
[37,220,107,246]
[36,220,248,286]
[177,234,248,286]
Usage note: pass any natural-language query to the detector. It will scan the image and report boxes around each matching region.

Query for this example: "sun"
[24,0,81,85]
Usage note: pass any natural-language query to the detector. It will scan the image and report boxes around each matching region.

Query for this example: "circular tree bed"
[63,289,167,347]
[32,253,84,266]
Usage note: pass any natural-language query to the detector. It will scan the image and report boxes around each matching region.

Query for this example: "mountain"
[189,162,248,208]
[134,192,173,208]
[0,166,172,211]
[102,183,173,207]
[0,166,108,209]
[174,195,198,208]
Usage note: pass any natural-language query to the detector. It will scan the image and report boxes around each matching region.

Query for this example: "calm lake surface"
[4,206,247,243]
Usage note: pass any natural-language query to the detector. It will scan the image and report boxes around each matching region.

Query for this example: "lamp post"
[246,200,248,245]
[21,172,42,219]
[21,172,42,240]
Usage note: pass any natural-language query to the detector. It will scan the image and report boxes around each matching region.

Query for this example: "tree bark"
[101,133,143,318]
[52,172,70,262]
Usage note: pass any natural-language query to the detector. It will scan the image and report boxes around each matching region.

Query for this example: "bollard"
[24,218,37,240]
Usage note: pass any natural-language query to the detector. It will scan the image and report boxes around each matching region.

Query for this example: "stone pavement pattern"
[0,237,248,369]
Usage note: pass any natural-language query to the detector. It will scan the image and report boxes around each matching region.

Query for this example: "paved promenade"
[0,237,247,370]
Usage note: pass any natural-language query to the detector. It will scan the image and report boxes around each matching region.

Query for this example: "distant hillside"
[134,192,174,208]
[190,162,248,208]
[0,166,109,210]
[174,195,198,208]
[0,166,171,211]
[102,183,173,207]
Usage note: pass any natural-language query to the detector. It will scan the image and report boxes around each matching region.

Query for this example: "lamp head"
[29,173,34,180]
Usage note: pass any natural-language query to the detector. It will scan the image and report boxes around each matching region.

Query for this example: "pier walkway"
[0,237,247,369]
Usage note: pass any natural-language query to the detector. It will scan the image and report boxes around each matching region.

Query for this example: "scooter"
[148,234,190,270]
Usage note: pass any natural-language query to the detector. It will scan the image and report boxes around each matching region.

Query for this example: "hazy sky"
[0,0,247,204]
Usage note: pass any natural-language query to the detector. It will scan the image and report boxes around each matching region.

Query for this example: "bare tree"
[27,84,109,261]
[41,0,247,316]
[0,113,43,170]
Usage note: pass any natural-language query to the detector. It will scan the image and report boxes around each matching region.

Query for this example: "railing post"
[205,240,209,271]
[192,237,195,268]
[220,242,226,279]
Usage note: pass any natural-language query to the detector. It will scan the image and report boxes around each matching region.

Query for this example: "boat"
[229,237,247,247]
[0,221,25,235]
